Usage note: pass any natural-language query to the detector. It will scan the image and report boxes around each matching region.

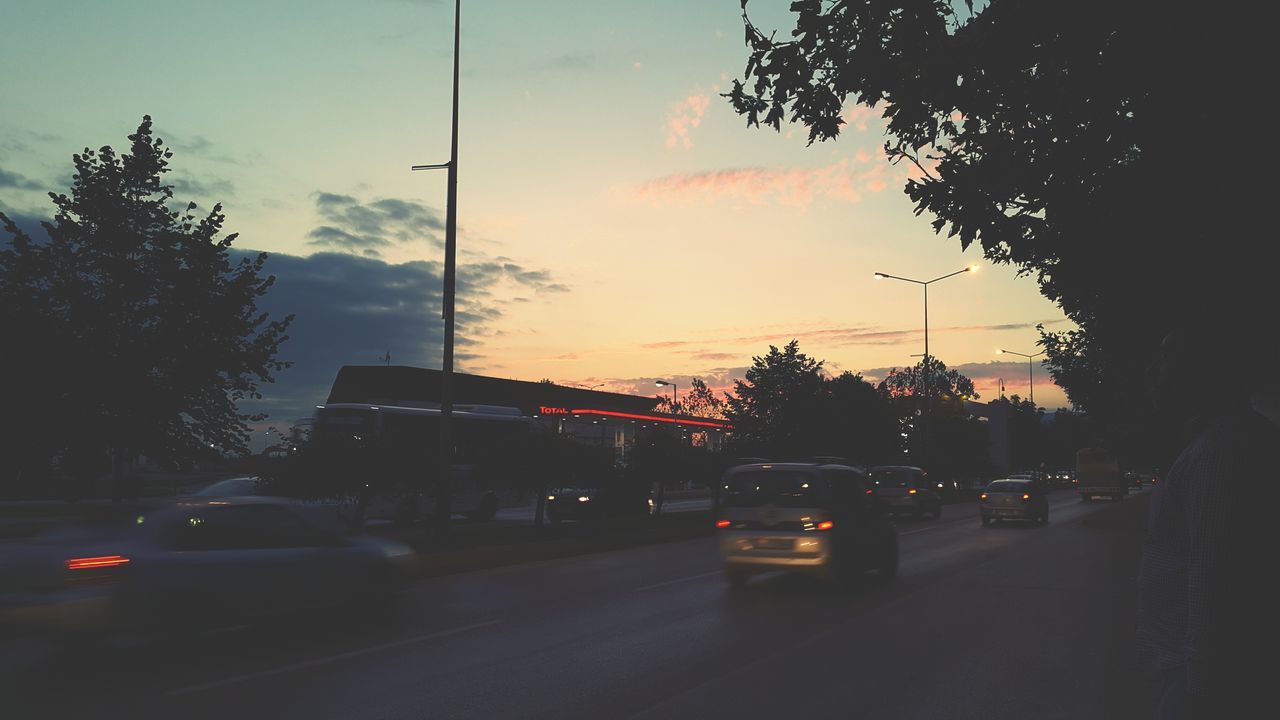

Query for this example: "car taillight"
[715,520,731,529]
[816,520,834,531]
[66,555,130,571]
[980,493,988,501]
[908,489,918,495]
[864,488,873,495]
[1022,493,1031,501]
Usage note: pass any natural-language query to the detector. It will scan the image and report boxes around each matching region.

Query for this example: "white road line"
[636,570,722,592]
[165,618,503,697]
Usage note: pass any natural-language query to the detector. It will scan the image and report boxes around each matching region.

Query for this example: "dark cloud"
[0,167,43,190]
[307,192,446,255]
[233,248,563,439]
[155,128,239,164]
[169,174,235,200]
[0,205,48,245]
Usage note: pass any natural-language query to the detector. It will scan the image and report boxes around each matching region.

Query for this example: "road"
[3,488,1152,720]
[494,496,711,522]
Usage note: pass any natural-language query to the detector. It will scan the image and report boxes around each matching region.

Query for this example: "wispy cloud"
[665,93,711,149]
[307,192,446,256]
[643,321,1060,352]
[633,158,892,207]
[0,166,43,190]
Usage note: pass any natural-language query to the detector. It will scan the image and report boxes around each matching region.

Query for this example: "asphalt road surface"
[494,497,712,522]
[3,488,1153,720]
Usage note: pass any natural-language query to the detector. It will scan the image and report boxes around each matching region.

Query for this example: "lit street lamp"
[655,380,678,410]
[997,348,1045,405]
[874,265,978,466]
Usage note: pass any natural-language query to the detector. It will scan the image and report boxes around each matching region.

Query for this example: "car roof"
[725,462,859,473]
[869,465,923,472]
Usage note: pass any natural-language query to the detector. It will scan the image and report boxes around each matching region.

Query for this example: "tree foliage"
[0,116,293,486]
[878,356,977,407]
[726,1,1262,427]
[725,341,900,463]
[682,378,727,419]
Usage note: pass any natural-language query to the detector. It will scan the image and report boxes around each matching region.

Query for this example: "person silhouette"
[1138,314,1278,719]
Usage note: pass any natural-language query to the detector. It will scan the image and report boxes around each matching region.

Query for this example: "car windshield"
[722,470,825,508]
[871,468,911,487]
[987,481,1030,493]
[194,478,258,496]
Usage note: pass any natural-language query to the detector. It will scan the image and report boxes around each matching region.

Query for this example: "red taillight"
[816,520,834,531]
[980,493,988,501]
[908,488,918,495]
[66,555,130,570]
[864,488,873,495]
[1022,493,1031,501]
[715,520,731,529]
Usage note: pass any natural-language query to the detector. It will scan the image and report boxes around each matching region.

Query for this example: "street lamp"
[583,383,604,390]
[873,265,977,466]
[411,0,463,531]
[997,348,1045,405]
[655,380,678,411]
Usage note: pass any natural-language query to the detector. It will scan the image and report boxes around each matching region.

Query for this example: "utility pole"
[412,0,461,536]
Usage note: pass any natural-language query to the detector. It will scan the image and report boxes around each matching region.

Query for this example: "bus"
[310,402,532,523]
[1075,446,1126,501]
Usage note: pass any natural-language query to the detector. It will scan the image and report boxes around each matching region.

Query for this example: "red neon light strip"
[569,409,732,429]
[66,555,131,570]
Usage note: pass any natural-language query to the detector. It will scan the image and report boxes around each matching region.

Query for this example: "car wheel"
[725,569,749,590]
[1041,511,1050,524]
[912,507,923,520]
[981,516,991,527]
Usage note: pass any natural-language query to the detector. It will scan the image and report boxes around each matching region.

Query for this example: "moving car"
[0,497,415,640]
[869,465,943,519]
[191,475,260,497]
[545,485,654,525]
[980,479,1050,526]
[716,462,897,588]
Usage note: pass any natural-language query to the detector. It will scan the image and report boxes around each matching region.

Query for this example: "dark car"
[545,485,655,525]
[0,497,415,641]
[191,476,260,497]
[869,465,943,519]
[980,479,1050,526]
[717,462,898,588]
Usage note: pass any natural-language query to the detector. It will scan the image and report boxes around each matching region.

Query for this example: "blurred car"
[545,485,655,525]
[716,462,897,588]
[869,465,943,519]
[1047,469,1075,485]
[191,476,260,497]
[0,496,415,640]
[1126,469,1159,488]
[980,479,1050,526]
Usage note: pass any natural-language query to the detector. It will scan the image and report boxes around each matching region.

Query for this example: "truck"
[1075,447,1127,501]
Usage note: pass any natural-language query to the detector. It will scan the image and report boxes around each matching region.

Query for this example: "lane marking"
[636,570,722,592]
[165,618,503,697]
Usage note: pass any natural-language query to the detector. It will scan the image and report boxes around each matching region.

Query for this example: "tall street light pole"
[655,380,678,411]
[412,0,461,534]
[874,265,977,467]
[997,348,1045,405]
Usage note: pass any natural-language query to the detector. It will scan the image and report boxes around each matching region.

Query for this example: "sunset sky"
[0,0,1070,442]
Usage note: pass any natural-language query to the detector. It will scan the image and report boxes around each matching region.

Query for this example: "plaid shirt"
[1136,411,1276,701]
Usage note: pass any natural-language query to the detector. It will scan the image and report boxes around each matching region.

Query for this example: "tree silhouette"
[726,1,1263,428]
[0,116,292,496]
[682,378,726,419]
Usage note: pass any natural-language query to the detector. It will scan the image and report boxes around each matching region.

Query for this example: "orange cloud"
[633,159,894,207]
[665,93,711,149]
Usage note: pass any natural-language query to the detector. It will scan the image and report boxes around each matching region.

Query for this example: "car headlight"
[578,496,590,502]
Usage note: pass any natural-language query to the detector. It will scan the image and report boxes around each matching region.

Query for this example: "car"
[191,475,260,497]
[980,479,1050,526]
[545,485,654,525]
[869,465,943,519]
[716,462,897,588]
[0,496,415,641]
